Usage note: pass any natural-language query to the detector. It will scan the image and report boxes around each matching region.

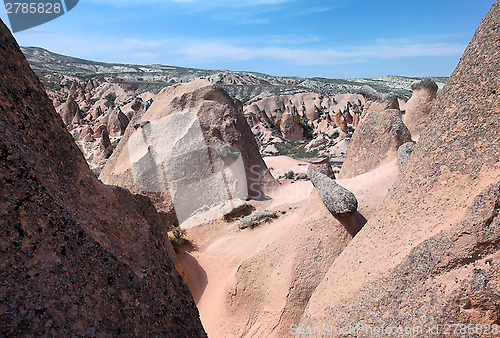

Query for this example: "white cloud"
[174,39,466,65]
[15,30,466,69]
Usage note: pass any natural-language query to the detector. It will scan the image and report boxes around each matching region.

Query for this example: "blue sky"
[1,0,496,78]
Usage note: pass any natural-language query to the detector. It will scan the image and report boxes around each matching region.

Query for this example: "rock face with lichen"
[0,19,206,337]
[301,1,500,329]
[397,141,416,169]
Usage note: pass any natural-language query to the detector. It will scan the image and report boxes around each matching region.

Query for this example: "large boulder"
[309,171,358,216]
[0,20,206,336]
[100,80,277,227]
[403,77,439,139]
[339,108,412,178]
[301,1,500,330]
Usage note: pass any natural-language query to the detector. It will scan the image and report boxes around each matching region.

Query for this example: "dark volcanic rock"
[0,20,206,337]
[309,171,357,216]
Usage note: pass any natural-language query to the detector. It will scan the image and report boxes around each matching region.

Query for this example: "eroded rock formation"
[100,80,277,227]
[0,19,206,337]
[403,77,439,139]
[301,1,500,329]
[339,108,412,178]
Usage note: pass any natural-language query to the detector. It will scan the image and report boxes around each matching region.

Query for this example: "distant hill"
[21,46,447,103]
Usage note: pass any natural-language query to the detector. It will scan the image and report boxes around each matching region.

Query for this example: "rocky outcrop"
[397,141,416,169]
[59,94,81,125]
[307,158,335,179]
[238,211,279,229]
[99,129,113,159]
[301,1,500,329]
[334,111,348,132]
[359,87,399,117]
[0,20,206,336]
[280,110,303,141]
[339,108,412,178]
[403,77,438,139]
[305,134,329,151]
[309,172,358,216]
[100,80,277,228]
[107,107,129,137]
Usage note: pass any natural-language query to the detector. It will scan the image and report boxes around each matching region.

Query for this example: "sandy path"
[180,157,400,337]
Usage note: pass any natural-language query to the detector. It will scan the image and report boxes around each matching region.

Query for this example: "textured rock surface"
[100,80,277,227]
[99,129,113,159]
[301,1,500,330]
[280,110,303,141]
[107,107,129,137]
[59,94,81,125]
[403,77,438,139]
[309,171,357,216]
[339,108,412,178]
[307,157,335,179]
[0,20,206,337]
[238,211,278,229]
[397,141,416,169]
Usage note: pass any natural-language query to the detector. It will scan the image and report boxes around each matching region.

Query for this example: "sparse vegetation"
[168,224,190,252]
[104,92,117,108]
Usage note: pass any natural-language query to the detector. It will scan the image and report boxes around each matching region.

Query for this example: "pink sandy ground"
[179,156,399,337]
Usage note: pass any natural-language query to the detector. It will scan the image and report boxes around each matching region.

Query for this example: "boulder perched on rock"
[397,141,416,169]
[339,108,412,178]
[307,158,335,179]
[100,80,276,228]
[0,19,206,337]
[359,87,399,117]
[301,1,500,329]
[309,171,357,216]
[403,77,438,139]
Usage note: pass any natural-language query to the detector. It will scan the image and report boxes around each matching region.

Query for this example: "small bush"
[168,224,190,252]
